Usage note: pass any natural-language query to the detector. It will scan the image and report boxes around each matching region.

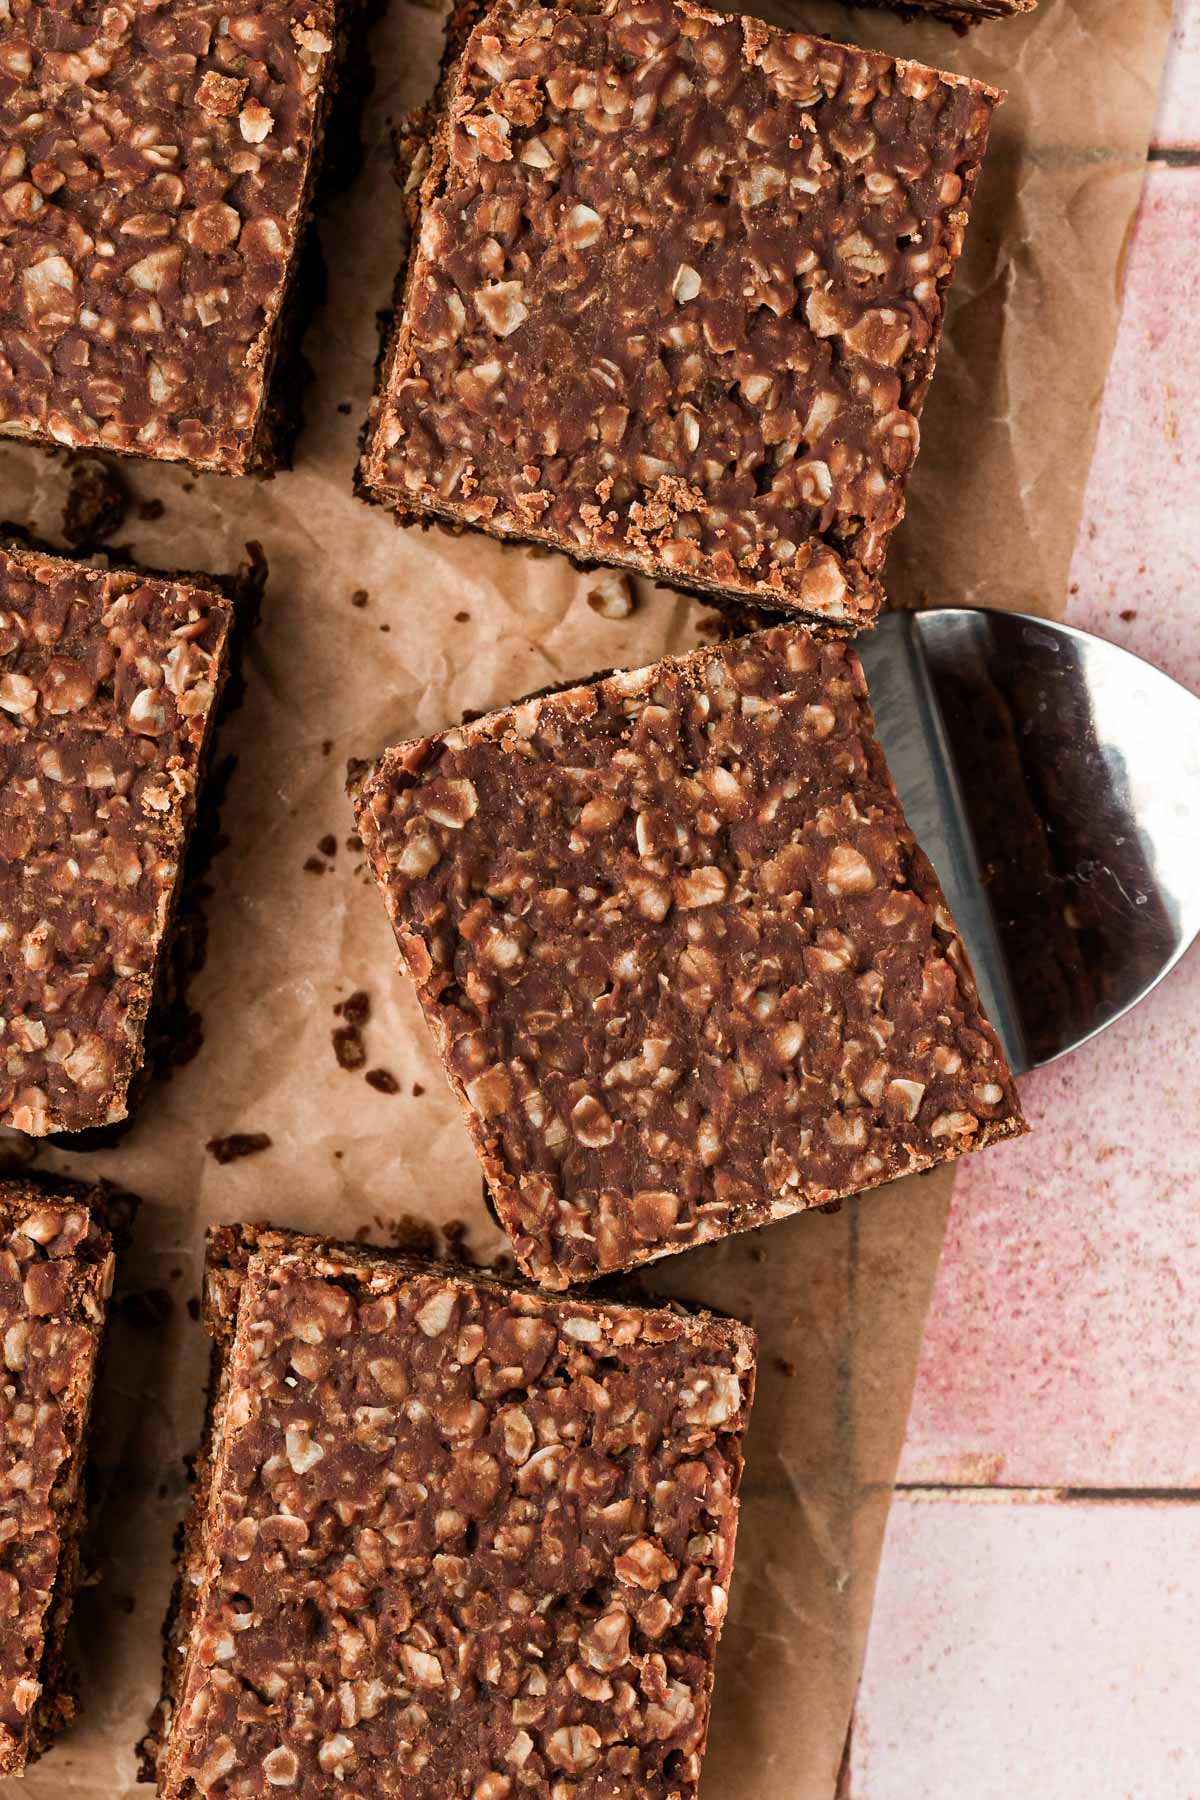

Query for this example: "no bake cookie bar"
[361,0,1000,628]
[0,0,345,472]
[0,1177,115,1775]
[0,541,231,1135]
[147,1222,756,1799]
[356,624,1026,1288]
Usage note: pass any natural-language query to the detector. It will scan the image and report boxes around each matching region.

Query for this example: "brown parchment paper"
[0,0,1171,1790]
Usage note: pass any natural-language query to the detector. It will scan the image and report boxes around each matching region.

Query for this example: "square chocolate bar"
[356,625,1026,1288]
[147,1223,756,1799]
[361,0,999,628]
[0,0,343,472]
[0,1177,115,1776]
[0,541,230,1134]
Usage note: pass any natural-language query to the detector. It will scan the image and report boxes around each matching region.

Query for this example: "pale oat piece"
[0,0,342,473]
[361,0,1001,628]
[146,1223,756,1800]
[0,1177,115,1777]
[355,624,1026,1289]
[0,541,231,1135]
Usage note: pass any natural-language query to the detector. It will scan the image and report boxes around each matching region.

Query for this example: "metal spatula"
[858,609,1200,1076]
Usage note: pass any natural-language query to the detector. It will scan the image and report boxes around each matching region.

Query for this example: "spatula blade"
[858,609,1200,1075]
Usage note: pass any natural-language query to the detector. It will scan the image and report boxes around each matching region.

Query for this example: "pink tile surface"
[1066,167,1200,677]
[898,160,1200,1490]
[849,14,1200,1793]
[896,999,1200,1486]
[848,1495,1200,1799]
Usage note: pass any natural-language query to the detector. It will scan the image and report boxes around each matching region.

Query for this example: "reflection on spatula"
[858,609,1200,1076]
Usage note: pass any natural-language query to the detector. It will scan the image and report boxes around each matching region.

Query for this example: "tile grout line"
[1147,144,1200,162]
[894,1482,1200,1502]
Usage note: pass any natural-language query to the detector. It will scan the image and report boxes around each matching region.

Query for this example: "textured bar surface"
[0,1178,114,1777]
[0,541,231,1135]
[356,624,1026,1289]
[362,0,998,627]
[150,1223,755,1799]
[0,0,341,472]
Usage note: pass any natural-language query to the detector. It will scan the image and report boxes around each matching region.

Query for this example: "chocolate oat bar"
[0,542,231,1135]
[0,1178,115,1776]
[147,1222,755,1798]
[0,0,343,473]
[361,0,1000,629]
[356,624,1026,1289]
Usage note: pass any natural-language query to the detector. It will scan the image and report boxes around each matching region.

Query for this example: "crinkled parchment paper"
[0,0,1171,1790]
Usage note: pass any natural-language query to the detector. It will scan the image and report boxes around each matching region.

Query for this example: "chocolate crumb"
[302,855,326,874]
[138,498,166,522]
[454,610,470,622]
[62,454,130,548]
[317,834,338,858]
[1119,609,1137,622]
[332,1026,367,1071]
[206,1131,273,1165]
[375,1212,439,1257]
[322,739,333,756]
[334,990,371,1028]
[186,1296,200,1321]
[412,1082,425,1097]
[351,588,369,609]
[442,1219,470,1263]
[379,623,391,633]
[773,1355,797,1378]
[345,832,363,854]
[365,1067,400,1094]
[337,402,352,415]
